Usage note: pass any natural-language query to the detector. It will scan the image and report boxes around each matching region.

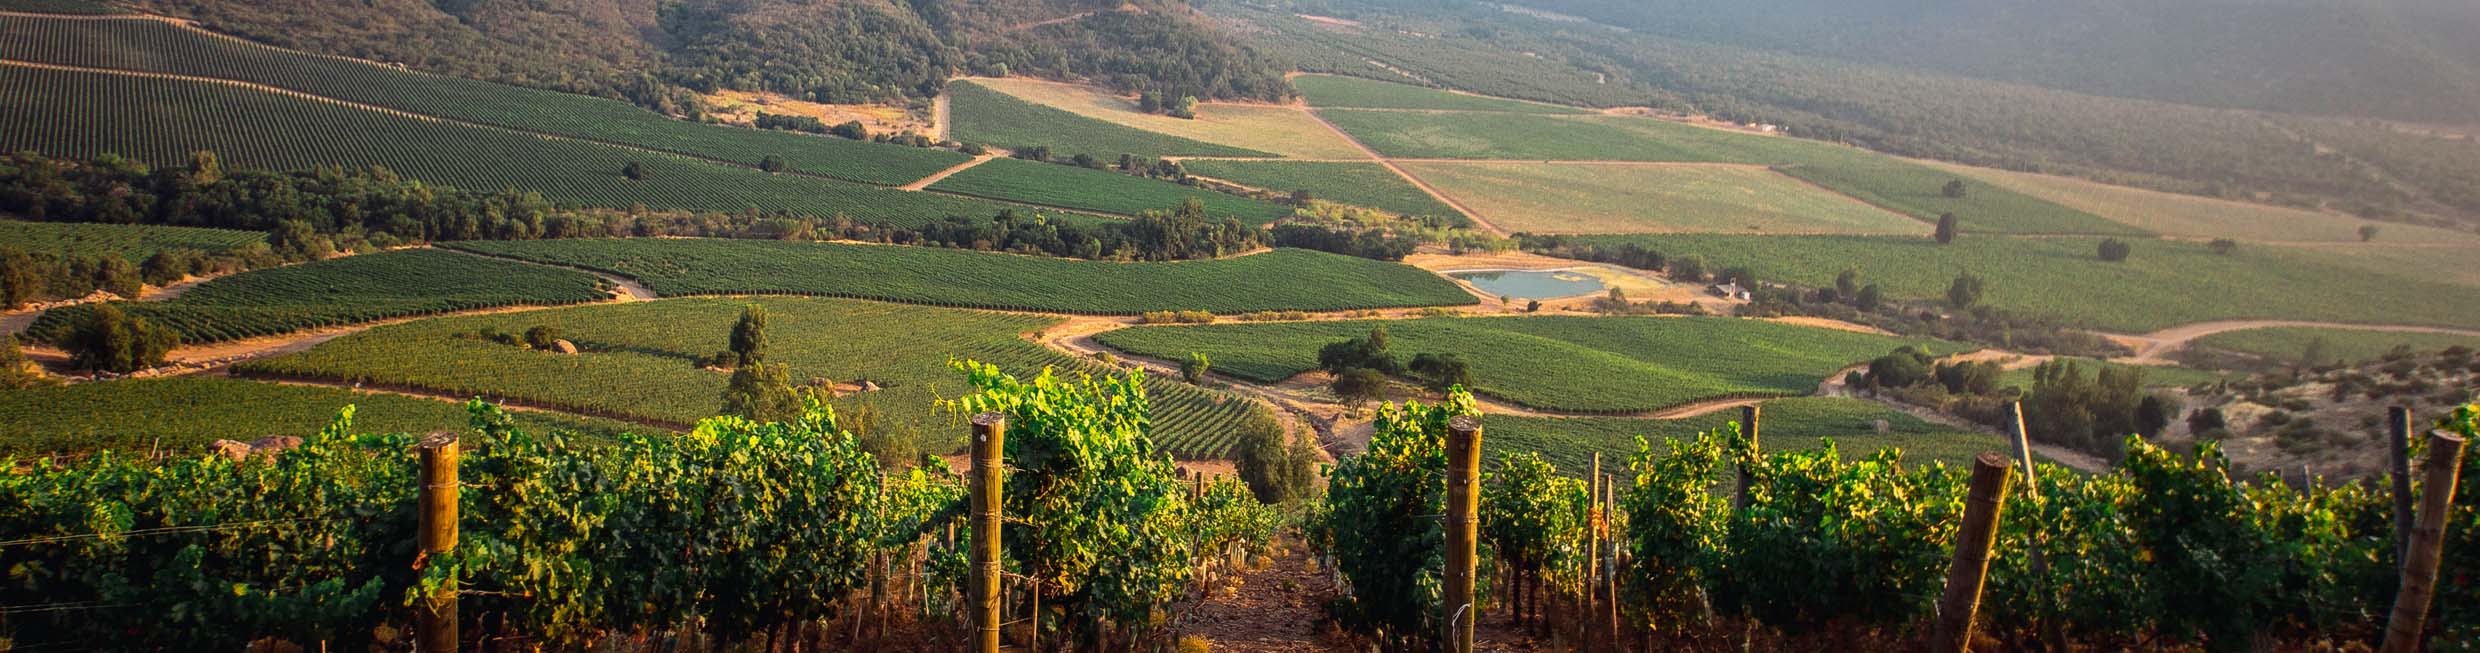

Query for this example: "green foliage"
[2098,237,2133,262]
[1946,272,1984,309]
[447,239,1474,314]
[1176,159,1461,221]
[58,302,177,372]
[1293,74,1588,113]
[1181,351,1212,384]
[1481,397,2004,474]
[2193,327,2480,366]
[1323,391,1478,648]
[1232,409,1317,505]
[27,249,607,345]
[946,81,1270,161]
[1331,369,1390,408]
[929,157,1293,223]
[721,362,802,423]
[0,220,263,263]
[729,304,769,367]
[0,334,36,389]
[2022,359,2148,458]
[1481,450,1589,597]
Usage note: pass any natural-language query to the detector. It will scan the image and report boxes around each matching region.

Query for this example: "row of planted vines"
[0,361,1277,651]
[1319,391,2479,651]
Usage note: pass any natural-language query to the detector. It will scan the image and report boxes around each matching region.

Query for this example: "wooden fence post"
[1445,415,1482,653]
[2388,407,2414,573]
[1586,453,1601,653]
[1932,453,2013,653]
[1602,472,1619,649]
[2004,403,2063,651]
[2380,431,2466,653]
[970,413,1007,653]
[415,433,459,653]
[1735,404,1760,509]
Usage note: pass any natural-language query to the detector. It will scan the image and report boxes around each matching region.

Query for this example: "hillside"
[117,0,1289,111]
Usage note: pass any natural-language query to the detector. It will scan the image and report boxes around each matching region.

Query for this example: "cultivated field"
[946,81,1269,159]
[444,240,1477,314]
[1094,315,1957,412]
[0,220,263,260]
[0,66,1022,227]
[1932,161,2471,244]
[1315,110,1733,161]
[1779,160,2144,235]
[965,77,1365,159]
[2281,243,2480,288]
[925,157,1294,223]
[0,15,970,185]
[1293,74,1588,114]
[1992,358,2228,391]
[1401,162,1924,235]
[1572,233,2480,332]
[1176,159,1462,221]
[1482,397,2003,473]
[0,376,634,453]
[2192,327,2480,365]
[24,249,608,344]
[236,297,1267,457]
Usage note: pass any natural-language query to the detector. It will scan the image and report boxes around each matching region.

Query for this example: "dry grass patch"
[700,89,929,136]
[965,77,1367,159]
[1402,162,1926,235]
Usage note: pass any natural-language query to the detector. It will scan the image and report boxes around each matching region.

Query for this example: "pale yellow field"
[1401,161,1929,235]
[700,89,928,136]
[1929,160,2480,246]
[963,77,1369,159]
[2275,242,2480,288]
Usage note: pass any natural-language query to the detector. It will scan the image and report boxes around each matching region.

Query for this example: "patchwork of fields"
[445,240,1476,314]
[1401,162,1924,235]
[1094,315,1959,412]
[0,376,635,453]
[24,249,609,344]
[963,77,1365,159]
[946,81,1269,160]
[234,298,1268,457]
[0,220,263,260]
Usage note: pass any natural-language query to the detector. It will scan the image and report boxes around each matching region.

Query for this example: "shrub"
[522,325,562,351]
[2097,238,2132,262]
[1331,368,1390,407]
[622,161,647,180]
[1234,409,1317,504]
[62,303,178,373]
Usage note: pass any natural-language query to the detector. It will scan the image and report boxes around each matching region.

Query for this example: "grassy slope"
[1095,315,1958,411]
[234,297,1264,457]
[2193,327,2480,365]
[444,239,1477,314]
[0,66,1021,228]
[25,249,609,344]
[0,376,635,454]
[1401,162,1923,235]
[0,220,264,260]
[1177,159,1461,220]
[0,15,969,186]
[1993,358,2229,391]
[965,78,1364,159]
[1778,160,2144,236]
[1483,397,2004,473]
[1570,234,2480,332]
[1293,74,1588,114]
[947,81,1269,159]
[1929,161,2476,244]
[927,157,1294,223]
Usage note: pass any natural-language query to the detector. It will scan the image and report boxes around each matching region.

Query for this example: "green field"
[1565,234,2480,332]
[1177,159,1462,221]
[1094,315,1957,412]
[0,15,969,186]
[1779,161,2145,236]
[1929,163,2436,243]
[2193,327,2480,365]
[1402,162,1923,235]
[24,249,608,344]
[1483,397,2006,474]
[1992,358,2228,391]
[947,81,1270,160]
[0,219,264,260]
[0,376,636,454]
[966,78,1367,159]
[1293,74,1588,114]
[444,239,1475,314]
[926,157,1294,223]
[234,297,1266,457]
[0,65,1022,228]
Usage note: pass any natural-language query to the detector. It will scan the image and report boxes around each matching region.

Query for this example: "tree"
[622,161,648,180]
[0,247,37,309]
[1182,352,1212,384]
[186,150,223,186]
[1863,346,1936,389]
[830,120,868,140]
[2134,394,2178,438]
[1946,273,1984,309]
[1855,284,1884,310]
[95,256,142,298]
[1233,409,1315,504]
[758,155,787,173]
[1942,179,1968,198]
[1934,213,1958,244]
[2207,238,2238,255]
[2300,336,2331,368]
[1317,327,1398,375]
[62,304,178,373]
[523,325,563,350]
[1407,353,1472,392]
[1525,299,1541,313]
[2187,407,2227,436]
[2097,238,2132,262]
[840,398,919,468]
[728,304,768,367]
[1835,268,1860,298]
[1172,95,1199,119]
[722,361,802,423]
[1138,91,1162,113]
[1331,367,1389,407]
[1668,255,1708,282]
[140,249,198,285]
[0,334,39,389]
[2358,224,2380,242]
[1290,189,1314,207]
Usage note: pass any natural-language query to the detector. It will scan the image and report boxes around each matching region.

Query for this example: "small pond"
[1448,269,1606,300]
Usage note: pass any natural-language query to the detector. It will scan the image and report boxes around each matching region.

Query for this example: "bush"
[0,334,40,389]
[62,303,178,373]
[522,325,562,351]
[2097,238,2132,262]
[1331,368,1390,407]
[1234,409,1317,504]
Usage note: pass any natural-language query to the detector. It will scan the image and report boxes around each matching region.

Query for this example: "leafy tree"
[729,304,768,367]
[829,120,869,141]
[1332,368,1390,407]
[0,334,39,389]
[1835,268,1860,298]
[721,361,802,423]
[523,325,563,351]
[94,256,142,298]
[0,247,36,309]
[1317,327,1399,375]
[62,303,178,373]
[1525,299,1542,312]
[1942,178,1968,198]
[758,155,787,173]
[1720,265,1758,288]
[2135,394,2179,437]
[1863,346,1936,388]
[622,161,648,180]
[1290,189,1314,207]
[1855,283,1884,310]
[839,398,918,468]
[1933,359,2002,394]
[140,249,200,286]
[1668,254,1709,283]
[1408,353,1473,391]
[1935,212,1959,244]
[1172,95,1200,119]
[1234,409,1316,504]
[1182,352,1212,384]
[1947,272,1985,309]
[1138,91,1162,113]
[2098,238,2133,262]
[186,150,223,186]
[2207,238,2239,255]
[2188,407,2227,436]
[2358,224,2380,242]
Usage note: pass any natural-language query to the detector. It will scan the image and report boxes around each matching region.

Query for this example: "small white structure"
[1709,283,1752,301]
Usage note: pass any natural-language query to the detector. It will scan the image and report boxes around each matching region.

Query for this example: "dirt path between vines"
[897,154,994,191]
[1290,108,1507,237]
[2105,319,2480,364]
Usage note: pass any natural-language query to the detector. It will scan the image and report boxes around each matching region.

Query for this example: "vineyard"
[1561,233,2480,332]
[23,249,608,344]
[0,376,634,453]
[925,157,1296,224]
[1777,160,2144,235]
[1292,73,1590,114]
[0,65,1022,228]
[231,297,1270,457]
[0,219,263,260]
[963,77,1366,159]
[0,14,970,185]
[1095,315,1959,412]
[1480,397,2003,473]
[1176,159,1465,221]
[1399,161,1926,235]
[443,239,1477,314]
[946,81,1271,160]
[2194,327,2480,366]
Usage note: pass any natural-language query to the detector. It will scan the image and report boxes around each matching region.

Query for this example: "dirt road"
[2106,319,2480,363]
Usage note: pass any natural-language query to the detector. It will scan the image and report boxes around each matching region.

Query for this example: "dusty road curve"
[2105,319,2480,363]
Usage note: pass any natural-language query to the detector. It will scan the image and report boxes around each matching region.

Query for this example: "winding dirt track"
[2108,320,2480,363]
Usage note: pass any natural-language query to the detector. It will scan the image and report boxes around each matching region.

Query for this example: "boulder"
[209,439,254,461]
[551,339,579,354]
[250,435,304,456]
[859,380,881,392]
